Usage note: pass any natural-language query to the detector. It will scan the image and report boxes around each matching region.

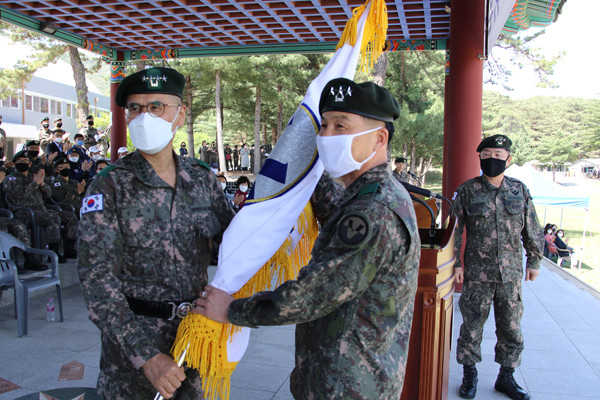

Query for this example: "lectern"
[401,216,456,400]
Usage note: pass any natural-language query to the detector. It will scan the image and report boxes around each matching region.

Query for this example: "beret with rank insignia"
[53,154,69,168]
[337,212,371,246]
[476,134,512,152]
[12,150,30,162]
[319,78,400,122]
[116,67,185,107]
[25,139,40,147]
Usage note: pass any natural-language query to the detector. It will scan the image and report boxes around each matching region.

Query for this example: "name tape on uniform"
[82,194,104,214]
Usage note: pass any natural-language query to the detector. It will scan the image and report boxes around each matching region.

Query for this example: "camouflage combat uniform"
[38,127,53,151]
[0,217,31,246]
[81,125,98,149]
[0,126,5,160]
[77,151,235,400]
[49,175,82,214]
[228,164,421,399]
[452,175,543,368]
[392,169,410,184]
[3,172,77,244]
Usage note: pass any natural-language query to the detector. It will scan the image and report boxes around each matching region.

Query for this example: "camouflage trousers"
[14,208,78,244]
[456,279,524,368]
[97,315,204,400]
[0,217,31,246]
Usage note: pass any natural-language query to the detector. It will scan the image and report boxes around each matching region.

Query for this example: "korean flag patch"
[82,194,104,214]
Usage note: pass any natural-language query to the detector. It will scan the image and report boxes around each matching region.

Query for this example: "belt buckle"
[168,301,192,320]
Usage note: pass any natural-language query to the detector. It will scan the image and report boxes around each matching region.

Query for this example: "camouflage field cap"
[115,67,185,107]
[319,78,400,122]
[12,150,30,162]
[476,134,512,152]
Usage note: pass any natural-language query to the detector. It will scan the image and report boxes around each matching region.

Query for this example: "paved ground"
[1,259,599,399]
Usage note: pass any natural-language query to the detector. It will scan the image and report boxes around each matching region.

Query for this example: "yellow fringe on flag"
[336,0,388,72]
[171,202,319,400]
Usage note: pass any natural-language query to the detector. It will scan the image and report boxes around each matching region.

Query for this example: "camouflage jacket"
[49,174,82,211]
[451,175,544,282]
[80,126,98,148]
[228,164,421,399]
[3,171,51,211]
[392,169,409,183]
[77,151,235,368]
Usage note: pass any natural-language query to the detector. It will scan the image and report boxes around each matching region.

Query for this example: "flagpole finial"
[336,0,389,72]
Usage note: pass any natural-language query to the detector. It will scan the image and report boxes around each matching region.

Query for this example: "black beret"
[41,117,49,123]
[53,117,62,123]
[395,157,407,163]
[53,154,69,168]
[25,140,40,147]
[12,150,30,162]
[86,115,94,120]
[115,67,185,107]
[319,78,400,122]
[476,134,512,152]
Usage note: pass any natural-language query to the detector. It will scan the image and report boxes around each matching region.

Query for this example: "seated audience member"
[232,175,250,211]
[554,229,574,258]
[67,147,94,183]
[544,225,557,255]
[24,139,50,176]
[95,159,109,174]
[4,150,78,263]
[117,147,129,159]
[50,155,85,215]
[216,173,234,202]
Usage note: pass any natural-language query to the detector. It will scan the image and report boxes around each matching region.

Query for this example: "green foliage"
[481,91,600,166]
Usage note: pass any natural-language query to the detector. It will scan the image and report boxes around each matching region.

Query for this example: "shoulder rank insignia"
[337,213,370,246]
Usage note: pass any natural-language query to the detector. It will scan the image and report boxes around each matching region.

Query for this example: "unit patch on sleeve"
[81,194,104,214]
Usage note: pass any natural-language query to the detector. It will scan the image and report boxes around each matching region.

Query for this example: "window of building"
[56,101,62,115]
[50,99,57,114]
[66,103,72,118]
[25,95,33,111]
[33,96,40,112]
[9,95,19,108]
[40,98,49,113]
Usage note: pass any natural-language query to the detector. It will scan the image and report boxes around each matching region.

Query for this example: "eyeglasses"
[124,101,180,119]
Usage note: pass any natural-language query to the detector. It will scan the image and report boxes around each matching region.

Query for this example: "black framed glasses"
[124,101,180,119]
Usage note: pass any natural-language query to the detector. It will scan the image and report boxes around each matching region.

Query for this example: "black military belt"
[126,296,194,320]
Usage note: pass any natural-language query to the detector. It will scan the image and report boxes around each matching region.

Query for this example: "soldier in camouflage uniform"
[38,117,53,152]
[81,115,98,149]
[196,78,421,399]
[392,156,410,183]
[0,115,6,161]
[50,155,85,215]
[77,67,235,400]
[3,150,78,263]
[452,134,543,400]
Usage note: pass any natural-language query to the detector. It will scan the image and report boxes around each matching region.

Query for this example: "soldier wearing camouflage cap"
[77,66,236,399]
[196,78,421,398]
[452,134,543,400]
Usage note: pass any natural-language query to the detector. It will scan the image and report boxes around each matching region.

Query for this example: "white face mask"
[128,107,180,155]
[316,127,379,178]
[211,168,218,174]
[220,182,227,190]
[92,154,102,161]
[239,184,248,193]
[69,156,79,163]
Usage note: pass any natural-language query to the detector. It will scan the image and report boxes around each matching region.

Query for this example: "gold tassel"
[171,202,319,400]
[336,0,388,72]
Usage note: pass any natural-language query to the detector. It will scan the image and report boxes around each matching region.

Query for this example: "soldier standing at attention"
[81,115,98,149]
[392,156,410,183]
[38,116,53,151]
[77,67,235,400]
[452,134,544,400]
[196,78,421,399]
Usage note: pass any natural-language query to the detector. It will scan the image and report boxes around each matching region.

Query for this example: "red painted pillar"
[444,0,485,200]
[110,53,127,163]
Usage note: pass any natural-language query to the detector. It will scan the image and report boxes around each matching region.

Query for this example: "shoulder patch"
[81,194,104,214]
[8,176,16,181]
[97,164,117,178]
[337,213,371,246]
[54,182,61,187]
[195,158,210,170]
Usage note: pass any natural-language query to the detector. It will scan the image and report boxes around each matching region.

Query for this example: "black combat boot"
[64,239,77,259]
[495,366,530,400]
[49,243,67,264]
[23,253,48,271]
[459,364,478,399]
